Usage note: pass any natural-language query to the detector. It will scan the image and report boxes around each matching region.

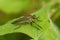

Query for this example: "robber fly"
[12,14,41,30]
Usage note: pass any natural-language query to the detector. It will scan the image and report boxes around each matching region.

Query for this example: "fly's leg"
[30,21,41,30]
[30,22,32,26]
[32,21,42,30]
[30,22,39,30]
[35,17,42,22]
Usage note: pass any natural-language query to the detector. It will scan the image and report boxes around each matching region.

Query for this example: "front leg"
[32,21,42,30]
[35,17,42,22]
[30,21,40,30]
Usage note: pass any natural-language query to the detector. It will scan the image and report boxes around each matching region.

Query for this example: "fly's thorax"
[25,15,36,22]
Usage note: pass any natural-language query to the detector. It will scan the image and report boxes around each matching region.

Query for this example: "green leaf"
[0,33,32,40]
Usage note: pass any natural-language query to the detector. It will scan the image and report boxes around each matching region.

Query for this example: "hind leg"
[30,21,41,30]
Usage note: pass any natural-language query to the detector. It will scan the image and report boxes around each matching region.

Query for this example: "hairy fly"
[12,15,41,30]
